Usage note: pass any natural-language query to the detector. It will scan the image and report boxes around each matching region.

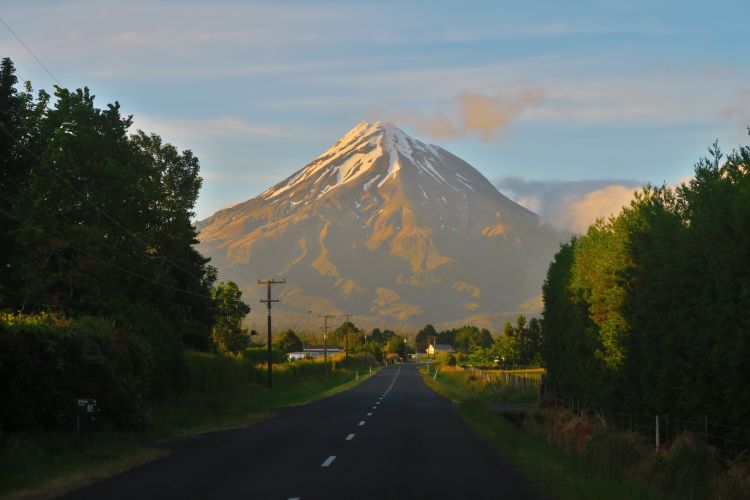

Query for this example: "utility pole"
[258,278,285,389]
[343,313,352,359]
[322,314,335,369]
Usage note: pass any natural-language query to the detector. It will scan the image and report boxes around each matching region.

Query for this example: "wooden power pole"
[322,314,335,368]
[343,313,352,359]
[259,278,285,388]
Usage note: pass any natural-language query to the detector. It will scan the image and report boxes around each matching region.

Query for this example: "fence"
[451,365,542,391]
[440,364,750,459]
[539,389,750,460]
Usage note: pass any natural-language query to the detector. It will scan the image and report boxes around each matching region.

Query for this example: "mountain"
[196,121,562,332]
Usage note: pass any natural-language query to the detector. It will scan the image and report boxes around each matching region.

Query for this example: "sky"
[1,0,749,231]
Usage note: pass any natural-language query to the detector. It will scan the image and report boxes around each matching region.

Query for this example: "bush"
[437,352,457,365]
[656,434,722,500]
[244,346,285,365]
[585,428,649,477]
[0,314,153,430]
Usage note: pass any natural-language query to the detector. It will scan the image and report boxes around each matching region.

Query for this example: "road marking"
[367,412,372,416]
[346,433,355,441]
[321,455,336,467]
[358,420,366,426]
[372,406,376,409]
[288,497,300,500]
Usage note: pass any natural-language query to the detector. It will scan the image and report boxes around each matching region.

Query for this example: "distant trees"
[416,324,437,351]
[274,329,303,353]
[489,315,543,368]
[541,139,750,432]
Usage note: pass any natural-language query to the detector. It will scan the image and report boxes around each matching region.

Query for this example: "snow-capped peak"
[260,120,497,205]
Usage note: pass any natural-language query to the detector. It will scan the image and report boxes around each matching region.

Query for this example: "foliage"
[415,323,437,351]
[541,137,750,436]
[273,329,303,353]
[383,335,407,359]
[0,58,221,424]
[210,281,251,354]
[0,314,152,430]
[489,315,543,368]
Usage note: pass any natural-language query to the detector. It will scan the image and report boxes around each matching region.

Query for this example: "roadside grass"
[1,362,379,500]
[422,366,663,500]
[426,366,537,405]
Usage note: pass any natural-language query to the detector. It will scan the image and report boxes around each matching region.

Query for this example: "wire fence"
[447,365,749,460]
[537,388,750,460]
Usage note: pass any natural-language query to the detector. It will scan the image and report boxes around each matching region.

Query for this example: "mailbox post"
[75,398,97,439]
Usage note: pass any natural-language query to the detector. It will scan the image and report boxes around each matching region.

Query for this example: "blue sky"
[2,0,749,225]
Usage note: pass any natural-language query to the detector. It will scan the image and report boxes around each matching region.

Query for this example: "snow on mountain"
[196,121,562,331]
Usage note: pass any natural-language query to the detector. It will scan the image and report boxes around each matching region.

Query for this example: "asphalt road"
[65,364,547,500]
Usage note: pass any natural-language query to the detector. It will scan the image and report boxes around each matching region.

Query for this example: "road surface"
[65,364,547,499]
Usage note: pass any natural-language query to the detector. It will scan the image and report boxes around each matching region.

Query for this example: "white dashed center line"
[321,455,336,467]
[367,412,372,416]
[346,433,355,441]
[358,420,366,426]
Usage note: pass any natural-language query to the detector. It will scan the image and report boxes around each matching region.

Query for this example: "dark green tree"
[274,329,303,353]
[210,281,251,354]
[416,323,437,351]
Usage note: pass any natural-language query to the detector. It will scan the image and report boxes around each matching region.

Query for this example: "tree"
[383,335,406,361]
[210,281,251,354]
[416,324,437,351]
[274,329,303,353]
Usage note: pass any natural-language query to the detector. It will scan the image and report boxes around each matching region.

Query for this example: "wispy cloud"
[383,90,544,142]
[132,115,297,141]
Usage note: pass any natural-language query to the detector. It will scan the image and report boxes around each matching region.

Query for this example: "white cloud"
[558,185,638,234]
[497,177,642,233]
[392,90,544,142]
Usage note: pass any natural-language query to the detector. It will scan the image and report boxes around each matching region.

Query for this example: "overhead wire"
[0,207,213,299]
[0,16,284,285]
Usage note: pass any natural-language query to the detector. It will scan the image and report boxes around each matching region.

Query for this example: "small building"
[426,344,456,356]
[287,345,344,361]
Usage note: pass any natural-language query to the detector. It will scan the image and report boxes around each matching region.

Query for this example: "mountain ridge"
[196,121,562,332]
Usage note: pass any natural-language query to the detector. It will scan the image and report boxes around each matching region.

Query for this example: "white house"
[426,344,456,356]
[287,346,344,361]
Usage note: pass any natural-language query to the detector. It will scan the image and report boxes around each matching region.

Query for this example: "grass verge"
[423,366,663,500]
[1,364,380,500]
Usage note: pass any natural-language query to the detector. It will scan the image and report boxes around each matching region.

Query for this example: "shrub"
[0,313,153,430]
[656,433,722,500]
[585,428,649,477]
[244,346,285,365]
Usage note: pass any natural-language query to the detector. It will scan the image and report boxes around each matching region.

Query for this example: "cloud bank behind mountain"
[496,177,643,234]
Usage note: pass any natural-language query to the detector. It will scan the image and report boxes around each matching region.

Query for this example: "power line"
[0,15,282,285]
[0,15,61,86]
[0,123,210,284]
[0,207,213,300]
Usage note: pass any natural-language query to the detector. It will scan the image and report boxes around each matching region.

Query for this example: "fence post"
[655,415,660,451]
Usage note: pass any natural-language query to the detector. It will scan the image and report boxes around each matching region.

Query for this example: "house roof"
[304,346,343,351]
[429,344,455,352]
